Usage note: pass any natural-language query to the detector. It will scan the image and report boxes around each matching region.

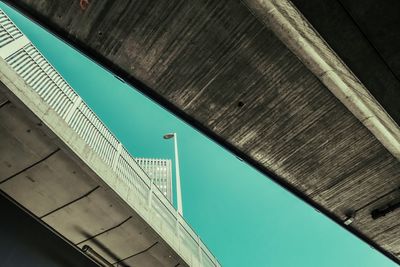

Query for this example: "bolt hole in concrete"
[1,2,399,267]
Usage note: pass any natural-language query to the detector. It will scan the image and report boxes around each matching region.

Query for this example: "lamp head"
[163,133,175,139]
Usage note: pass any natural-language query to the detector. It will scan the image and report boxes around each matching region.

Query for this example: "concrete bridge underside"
[0,90,185,267]
[0,193,97,266]
[3,0,400,264]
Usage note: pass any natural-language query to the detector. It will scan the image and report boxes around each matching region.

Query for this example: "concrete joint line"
[0,99,10,109]
[0,148,60,185]
[112,242,159,265]
[40,185,100,219]
[75,216,132,245]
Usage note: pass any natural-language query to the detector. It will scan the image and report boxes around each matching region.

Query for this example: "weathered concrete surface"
[291,0,400,126]
[242,0,400,161]
[0,99,57,181]
[4,0,400,263]
[0,90,185,266]
[0,193,97,267]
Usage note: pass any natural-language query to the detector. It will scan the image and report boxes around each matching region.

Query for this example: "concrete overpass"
[0,10,220,267]
[0,193,98,267]
[3,0,400,263]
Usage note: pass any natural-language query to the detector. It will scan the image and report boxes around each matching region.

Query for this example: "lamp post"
[163,133,183,216]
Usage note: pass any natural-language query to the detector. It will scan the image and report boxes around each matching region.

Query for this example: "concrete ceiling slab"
[0,149,98,217]
[0,102,57,181]
[122,242,183,267]
[42,187,131,244]
[291,0,400,125]
[79,217,159,263]
[122,251,167,267]
[339,0,400,78]
[0,193,98,267]
[0,91,7,104]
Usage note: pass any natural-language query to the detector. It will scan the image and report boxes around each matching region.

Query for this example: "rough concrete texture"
[4,0,400,263]
[0,89,185,266]
[242,0,400,161]
[291,0,400,126]
[0,194,97,267]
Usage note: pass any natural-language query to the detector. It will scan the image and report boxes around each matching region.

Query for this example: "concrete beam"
[290,0,400,126]
[242,0,400,161]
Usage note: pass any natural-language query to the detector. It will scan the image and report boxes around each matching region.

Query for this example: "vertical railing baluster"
[112,142,123,171]
[147,178,155,209]
[65,97,82,124]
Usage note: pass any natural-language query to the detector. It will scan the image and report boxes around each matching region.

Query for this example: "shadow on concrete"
[0,192,97,267]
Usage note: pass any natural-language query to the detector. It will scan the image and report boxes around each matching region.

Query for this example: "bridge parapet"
[0,9,220,267]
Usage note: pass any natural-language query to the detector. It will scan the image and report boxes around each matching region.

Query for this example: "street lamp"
[163,132,183,216]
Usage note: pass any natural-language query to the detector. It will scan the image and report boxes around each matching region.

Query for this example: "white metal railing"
[0,10,22,48]
[0,9,220,267]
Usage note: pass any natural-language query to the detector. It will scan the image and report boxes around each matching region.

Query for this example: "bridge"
[3,0,400,263]
[0,9,220,267]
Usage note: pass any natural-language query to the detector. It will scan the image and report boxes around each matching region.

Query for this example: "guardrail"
[0,11,23,48]
[0,9,220,267]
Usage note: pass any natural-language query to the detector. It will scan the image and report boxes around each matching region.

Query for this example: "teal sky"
[1,3,398,267]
